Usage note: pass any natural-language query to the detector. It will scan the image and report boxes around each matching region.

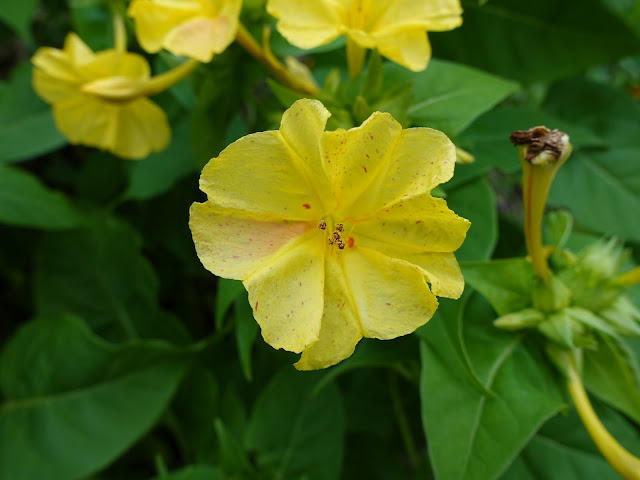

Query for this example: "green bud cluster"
[494,236,640,350]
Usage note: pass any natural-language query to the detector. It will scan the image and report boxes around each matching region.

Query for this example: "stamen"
[335,223,344,232]
[318,220,327,230]
[337,241,346,249]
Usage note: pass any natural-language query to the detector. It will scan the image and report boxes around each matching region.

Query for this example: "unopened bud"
[510,126,572,166]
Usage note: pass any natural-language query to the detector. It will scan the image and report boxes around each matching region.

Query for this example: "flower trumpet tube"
[189,99,470,370]
[567,357,640,480]
[510,126,572,284]
[32,33,198,159]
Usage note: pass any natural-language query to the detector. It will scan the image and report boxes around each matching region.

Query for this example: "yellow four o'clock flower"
[32,33,170,160]
[128,0,242,62]
[190,99,470,370]
[267,0,462,75]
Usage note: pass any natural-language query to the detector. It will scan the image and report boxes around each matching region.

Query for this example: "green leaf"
[447,177,497,262]
[68,0,112,52]
[433,0,640,84]
[0,165,80,229]
[384,60,519,136]
[421,295,564,480]
[502,399,640,480]
[0,63,66,163]
[170,367,219,463]
[245,368,345,480]
[545,79,640,242]
[0,314,189,480]
[0,0,39,41]
[234,293,259,381]
[149,465,224,480]
[583,335,640,424]
[314,336,419,395]
[462,258,538,316]
[34,216,190,343]
[124,120,198,201]
[215,279,245,329]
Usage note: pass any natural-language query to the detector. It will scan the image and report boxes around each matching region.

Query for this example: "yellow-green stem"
[82,58,200,101]
[567,358,640,479]
[235,23,318,95]
[112,9,127,53]
[143,58,200,96]
[617,266,640,287]
[346,37,366,77]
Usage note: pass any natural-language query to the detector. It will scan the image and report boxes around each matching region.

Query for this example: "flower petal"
[128,0,203,53]
[321,111,402,215]
[279,99,334,207]
[54,94,169,159]
[294,254,362,370]
[199,129,324,221]
[343,247,438,340]
[354,127,456,216]
[373,29,430,72]
[244,233,325,353]
[107,98,171,159]
[395,252,464,299]
[371,0,463,33]
[267,0,345,49]
[164,15,236,61]
[83,51,151,81]
[354,194,470,253]
[190,201,311,280]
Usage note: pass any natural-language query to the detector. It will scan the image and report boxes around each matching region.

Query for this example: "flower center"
[317,219,354,250]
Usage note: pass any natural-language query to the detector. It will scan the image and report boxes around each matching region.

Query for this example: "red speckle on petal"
[363,166,368,173]
[416,220,423,224]
[255,301,259,311]
[303,204,311,209]
[386,302,391,306]
[348,237,355,248]
[369,134,374,140]
[365,153,370,158]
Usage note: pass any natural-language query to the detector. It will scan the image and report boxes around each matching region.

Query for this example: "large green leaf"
[501,399,640,480]
[150,465,224,480]
[0,315,189,480]
[462,258,538,316]
[0,165,80,229]
[0,63,66,163]
[583,335,640,424]
[545,79,640,242]
[245,368,345,480]
[433,0,640,84]
[420,294,564,480]
[384,60,519,136]
[0,0,39,42]
[34,216,190,343]
[447,177,497,262]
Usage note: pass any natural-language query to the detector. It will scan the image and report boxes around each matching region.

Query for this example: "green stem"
[389,372,420,472]
[567,357,640,479]
[234,23,318,95]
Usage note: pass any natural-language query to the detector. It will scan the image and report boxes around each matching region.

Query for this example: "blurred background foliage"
[1,0,640,479]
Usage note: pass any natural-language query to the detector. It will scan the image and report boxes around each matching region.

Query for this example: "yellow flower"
[267,0,462,73]
[128,0,242,62]
[190,99,469,370]
[32,33,170,160]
